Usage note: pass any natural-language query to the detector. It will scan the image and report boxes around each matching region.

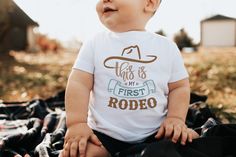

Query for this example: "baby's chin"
[101,18,144,33]
[103,25,124,33]
[104,24,142,33]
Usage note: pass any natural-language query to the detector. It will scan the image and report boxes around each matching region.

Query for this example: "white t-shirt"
[73,31,189,143]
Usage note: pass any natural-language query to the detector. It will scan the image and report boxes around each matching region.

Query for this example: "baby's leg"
[85,142,110,157]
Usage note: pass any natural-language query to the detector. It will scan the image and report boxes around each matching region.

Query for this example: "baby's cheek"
[96,2,102,13]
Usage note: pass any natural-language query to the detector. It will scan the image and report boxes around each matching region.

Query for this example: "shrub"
[174,28,194,50]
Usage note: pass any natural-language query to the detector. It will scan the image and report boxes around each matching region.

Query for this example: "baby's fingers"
[79,137,88,157]
[164,125,174,138]
[181,129,188,145]
[63,141,71,157]
[155,125,165,139]
[70,141,78,157]
[187,129,193,143]
[90,134,102,146]
[172,125,181,143]
[187,128,200,142]
[192,129,200,139]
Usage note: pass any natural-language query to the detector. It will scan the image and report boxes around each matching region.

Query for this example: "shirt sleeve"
[73,39,95,74]
[168,43,189,83]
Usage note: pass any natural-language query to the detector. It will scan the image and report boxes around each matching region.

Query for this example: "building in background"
[0,0,38,52]
[201,15,236,47]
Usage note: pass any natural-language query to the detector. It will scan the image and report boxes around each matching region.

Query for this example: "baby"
[60,0,199,157]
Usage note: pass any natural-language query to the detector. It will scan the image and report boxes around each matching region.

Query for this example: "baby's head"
[96,0,161,32]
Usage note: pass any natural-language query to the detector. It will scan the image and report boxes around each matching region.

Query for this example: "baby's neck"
[113,28,146,33]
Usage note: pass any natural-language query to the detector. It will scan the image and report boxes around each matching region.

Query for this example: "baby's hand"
[155,117,199,145]
[60,123,102,157]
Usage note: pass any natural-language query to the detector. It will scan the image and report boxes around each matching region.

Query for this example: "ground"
[0,47,236,123]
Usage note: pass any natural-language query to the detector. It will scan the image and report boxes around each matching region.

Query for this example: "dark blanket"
[0,91,235,157]
[140,124,236,157]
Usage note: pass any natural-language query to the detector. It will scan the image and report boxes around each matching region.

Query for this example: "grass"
[183,47,236,123]
[0,47,236,123]
[0,50,75,101]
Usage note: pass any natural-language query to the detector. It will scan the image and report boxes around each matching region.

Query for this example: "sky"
[14,0,236,43]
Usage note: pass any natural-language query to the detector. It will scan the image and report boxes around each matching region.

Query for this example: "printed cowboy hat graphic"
[104,45,157,68]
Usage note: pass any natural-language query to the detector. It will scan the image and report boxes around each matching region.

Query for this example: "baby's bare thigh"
[85,142,110,157]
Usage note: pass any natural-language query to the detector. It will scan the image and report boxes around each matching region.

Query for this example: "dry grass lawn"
[183,47,236,123]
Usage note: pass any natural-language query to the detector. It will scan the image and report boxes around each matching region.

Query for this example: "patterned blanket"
[0,91,235,157]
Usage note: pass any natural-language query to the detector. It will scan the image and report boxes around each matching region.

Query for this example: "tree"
[174,28,194,51]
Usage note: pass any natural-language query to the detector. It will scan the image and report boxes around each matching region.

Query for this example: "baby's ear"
[144,0,160,13]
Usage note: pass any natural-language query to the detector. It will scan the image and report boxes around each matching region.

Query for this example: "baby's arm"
[166,78,190,127]
[66,69,93,126]
[155,78,199,144]
[61,69,101,157]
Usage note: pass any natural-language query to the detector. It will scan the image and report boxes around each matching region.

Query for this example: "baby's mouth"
[103,7,118,13]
